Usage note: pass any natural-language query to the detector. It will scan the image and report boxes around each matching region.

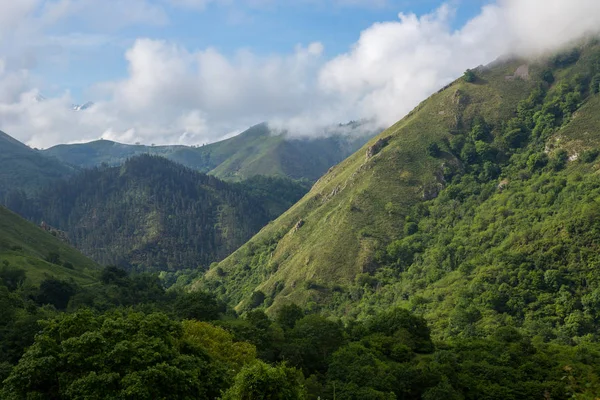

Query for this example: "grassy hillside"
[43,123,375,182]
[0,131,75,198]
[197,41,600,341]
[22,155,308,272]
[0,206,98,286]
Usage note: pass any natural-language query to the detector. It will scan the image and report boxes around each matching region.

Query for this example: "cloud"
[2,0,600,148]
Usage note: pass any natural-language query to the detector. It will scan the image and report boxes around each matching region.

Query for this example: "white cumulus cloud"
[2,0,600,148]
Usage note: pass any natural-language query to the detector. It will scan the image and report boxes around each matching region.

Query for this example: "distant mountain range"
[0,130,76,198]
[43,122,377,182]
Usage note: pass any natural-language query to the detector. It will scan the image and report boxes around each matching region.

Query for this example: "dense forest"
[7,155,309,272]
[1,265,599,399]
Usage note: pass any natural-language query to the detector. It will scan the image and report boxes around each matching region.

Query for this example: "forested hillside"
[17,155,308,272]
[2,267,600,399]
[43,122,375,182]
[197,41,600,345]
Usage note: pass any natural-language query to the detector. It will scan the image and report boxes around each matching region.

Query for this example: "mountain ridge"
[19,155,308,272]
[196,42,600,342]
[43,122,377,182]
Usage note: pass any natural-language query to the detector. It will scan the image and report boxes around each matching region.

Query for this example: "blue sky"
[0,0,597,148]
[37,0,491,101]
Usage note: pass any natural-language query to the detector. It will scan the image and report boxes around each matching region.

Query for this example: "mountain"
[0,130,76,199]
[43,122,376,182]
[22,155,308,272]
[197,42,600,341]
[72,101,94,111]
[0,205,98,286]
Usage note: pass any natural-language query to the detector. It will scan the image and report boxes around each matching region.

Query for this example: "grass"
[0,206,99,286]
[196,49,598,315]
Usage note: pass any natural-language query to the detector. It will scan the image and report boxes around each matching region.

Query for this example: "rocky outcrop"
[366,136,392,160]
[497,179,509,192]
[422,183,444,200]
[40,221,70,244]
[293,219,305,232]
[505,64,530,81]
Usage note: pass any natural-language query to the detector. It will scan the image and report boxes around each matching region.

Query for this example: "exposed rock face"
[497,179,510,191]
[366,136,392,160]
[293,219,305,232]
[40,221,70,244]
[422,183,443,200]
[452,90,469,106]
[505,64,530,81]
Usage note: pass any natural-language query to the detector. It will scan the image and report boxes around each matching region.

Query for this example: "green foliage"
[542,70,555,84]
[20,155,307,272]
[0,206,98,286]
[427,143,441,157]
[591,73,600,94]
[205,44,600,338]
[275,303,305,330]
[551,48,581,68]
[281,314,345,376]
[250,290,267,309]
[222,361,307,400]
[174,290,226,321]
[0,265,26,292]
[463,69,476,83]
[580,149,599,163]
[35,278,77,310]
[0,310,248,399]
[44,251,61,265]
[0,131,75,200]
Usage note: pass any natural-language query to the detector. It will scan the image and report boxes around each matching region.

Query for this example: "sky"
[1,0,600,148]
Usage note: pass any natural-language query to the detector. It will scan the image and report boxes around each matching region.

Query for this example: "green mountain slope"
[23,155,307,272]
[197,42,600,341]
[0,206,98,286]
[0,131,75,198]
[43,123,375,182]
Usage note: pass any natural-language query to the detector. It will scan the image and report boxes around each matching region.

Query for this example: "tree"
[365,308,434,353]
[542,70,555,84]
[222,361,307,400]
[174,290,225,321]
[276,304,305,330]
[250,290,267,309]
[281,315,344,375]
[592,74,600,94]
[1,310,234,399]
[44,251,61,265]
[35,278,77,310]
[182,320,256,371]
[463,69,476,83]
[100,265,128,285]
[427,143,441,158]
[0,264,26,292]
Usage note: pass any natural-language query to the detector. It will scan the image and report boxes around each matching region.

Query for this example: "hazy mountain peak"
[72,102,95,111]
